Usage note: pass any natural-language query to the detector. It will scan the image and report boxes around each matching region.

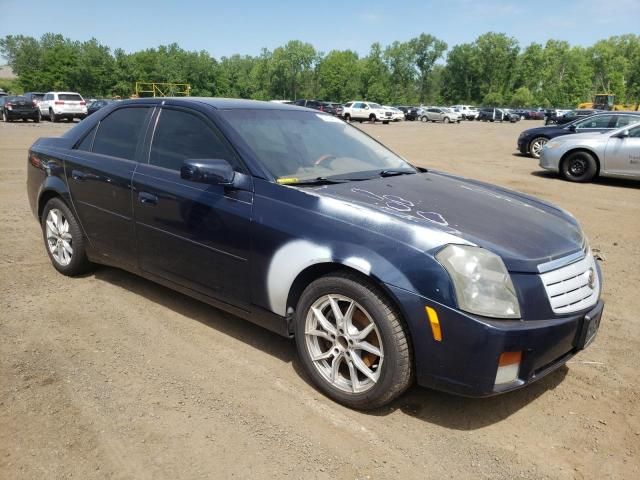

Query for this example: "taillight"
[55,101,65,105]
[5,102,12,107]
[319,106,324,111]
[80,101,86,105]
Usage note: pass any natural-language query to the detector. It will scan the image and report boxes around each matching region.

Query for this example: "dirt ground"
[1,118,639,480]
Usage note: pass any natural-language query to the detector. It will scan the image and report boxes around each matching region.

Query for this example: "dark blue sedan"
[518,111,640,158]
[27,98,603,409]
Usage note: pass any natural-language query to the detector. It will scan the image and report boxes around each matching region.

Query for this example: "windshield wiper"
[378,169,418,177]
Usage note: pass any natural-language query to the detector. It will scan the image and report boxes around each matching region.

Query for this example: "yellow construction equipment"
[578,93,639,111]
[134,82,191,98]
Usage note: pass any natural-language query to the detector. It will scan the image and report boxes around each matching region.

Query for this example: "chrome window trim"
[537,249,586,274]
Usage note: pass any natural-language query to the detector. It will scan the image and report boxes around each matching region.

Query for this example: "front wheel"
[295,273,413,410]
[420,116,428,122]
[561,151,598,183]
[369,114,376,123]
[443,117,450,124]
[528,136,548,159]
[41,198,92,276]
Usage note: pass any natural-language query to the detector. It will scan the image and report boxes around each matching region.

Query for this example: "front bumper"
[386,284,603,397]
[539,147,563,172]
[517,136,529,153]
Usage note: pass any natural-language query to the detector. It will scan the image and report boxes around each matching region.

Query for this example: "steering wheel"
[314,154,336,166]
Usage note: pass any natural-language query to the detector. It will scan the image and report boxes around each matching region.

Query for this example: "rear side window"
[629,125,640,138]
[58,94,83,101]
[149,108,237,171]
[76,125,97,151]
[92,107,151,160]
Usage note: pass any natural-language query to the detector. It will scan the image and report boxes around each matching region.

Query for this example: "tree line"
[1,32,639,108]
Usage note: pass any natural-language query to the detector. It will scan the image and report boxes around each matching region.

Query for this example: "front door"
[64,105,154,268]
[604,124,640,176]
[133,106,253,308]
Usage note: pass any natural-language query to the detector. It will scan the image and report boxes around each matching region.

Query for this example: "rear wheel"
[295,273,413,410]
[443,117,450,124]
[34,113,40,123]
[50,109,59,122]
[420,116,428,122]
[369,114,376,123]
[344,113,351,122]
[1,110,7,122]
[41,198,92,276]
[561,151,598,183]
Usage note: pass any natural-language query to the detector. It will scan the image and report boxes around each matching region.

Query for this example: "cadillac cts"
[26,98,604,409]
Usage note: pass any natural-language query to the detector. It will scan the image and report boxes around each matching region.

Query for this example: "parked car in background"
[22,92,45,106]
[0,95,40,122]
[451,105,478,120]
[87,99,117,116]
[320,102,342,116]
[517,112,640,158]
[39,92,87,122]
[383,106,405,121]
[0,88,7,97]
[396,106,419,121]
[293,99,323,111]
[549,109,599,126]
[540,121,640,182]
[544,109,571,125]
[26,97,603,409]
[419,107,461,123]
[341,101,392,123]
[477,108,519,123]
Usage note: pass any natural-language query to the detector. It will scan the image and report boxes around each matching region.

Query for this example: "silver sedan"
[539,121,640,182]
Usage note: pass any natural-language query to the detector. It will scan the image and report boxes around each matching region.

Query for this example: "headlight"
[436,245,520,319]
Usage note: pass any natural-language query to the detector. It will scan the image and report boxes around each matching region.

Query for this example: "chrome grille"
[539,252,600,314]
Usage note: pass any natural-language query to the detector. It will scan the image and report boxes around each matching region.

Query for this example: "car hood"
[302,171,584,273]
[521,125,567,138]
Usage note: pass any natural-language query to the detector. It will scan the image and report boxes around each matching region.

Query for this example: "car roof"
[117,97,313,112]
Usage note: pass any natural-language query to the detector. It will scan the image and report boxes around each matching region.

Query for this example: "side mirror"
[568,124,577,132]
[180,158,235,185]
[616,129,630,138]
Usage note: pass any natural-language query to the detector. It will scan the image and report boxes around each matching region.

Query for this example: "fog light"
[495,351,522,385]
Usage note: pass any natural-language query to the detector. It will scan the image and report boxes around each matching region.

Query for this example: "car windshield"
[222,109,415,182]
[59,94,83,101]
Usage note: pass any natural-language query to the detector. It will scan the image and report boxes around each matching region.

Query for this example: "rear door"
[604,124,640,176]
[65,105,154,268]
[132,106,253,307]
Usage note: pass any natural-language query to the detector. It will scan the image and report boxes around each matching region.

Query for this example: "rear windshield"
[58,94,83,101]
[7,96,27,102]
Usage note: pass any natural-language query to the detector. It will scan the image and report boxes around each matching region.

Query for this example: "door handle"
[71,170,87,181]
[138,191,158,205]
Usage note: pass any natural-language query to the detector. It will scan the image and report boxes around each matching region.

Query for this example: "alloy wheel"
[304,294,384,394]
[45,208,73,266]
[569,158,587,176]
[530,138,548,158]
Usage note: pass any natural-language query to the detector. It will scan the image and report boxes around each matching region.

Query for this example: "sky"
[1,0,638,60]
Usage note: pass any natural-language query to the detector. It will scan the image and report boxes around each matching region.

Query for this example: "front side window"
[149,108,237,171]
[222,109,415,182]
[613,115,640,128]
[92,107,151,160]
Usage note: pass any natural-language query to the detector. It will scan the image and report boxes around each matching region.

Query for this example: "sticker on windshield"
[316,114,343,123]
[276,177,300,184]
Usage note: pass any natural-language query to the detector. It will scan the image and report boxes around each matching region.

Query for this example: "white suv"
[39,92,88,122]
[341,101,391,124]
[451,105,479,120]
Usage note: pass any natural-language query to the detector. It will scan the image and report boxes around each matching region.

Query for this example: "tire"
[561,151,598,183]
[528,136,549,159]
[344,113,351,122]
[34,113,40,123]
[443,117,450,124]
[41,198,92,276]
[368,114,376,123]
[382,120,389,125]
[1,110,7,122]
[50,109,59,122]
[294,272,413,410]
[420,116,428,123]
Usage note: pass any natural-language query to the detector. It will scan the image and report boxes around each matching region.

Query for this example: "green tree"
[317,50,361,102]
[509,86,534,107]
[409,34,447,103]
